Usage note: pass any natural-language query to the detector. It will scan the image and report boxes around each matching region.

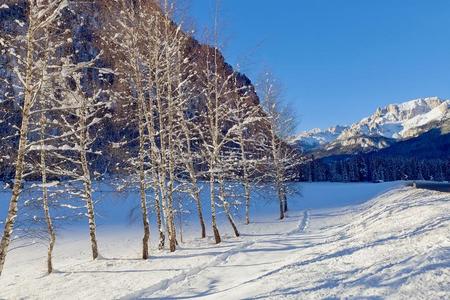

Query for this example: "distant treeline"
[298,155,450,182]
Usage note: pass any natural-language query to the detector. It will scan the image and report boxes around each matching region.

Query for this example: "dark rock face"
[0,0,261,179]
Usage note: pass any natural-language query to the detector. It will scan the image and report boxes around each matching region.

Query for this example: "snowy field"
[0,182,449,299]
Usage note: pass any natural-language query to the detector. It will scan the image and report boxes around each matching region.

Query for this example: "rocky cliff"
[0,0,261,178]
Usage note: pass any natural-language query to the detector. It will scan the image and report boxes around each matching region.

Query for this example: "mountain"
[338,97,449,140]
[293,97,450,157]
[290,126,347,152]
[0,0,261,179]
[296,126,450,182]
[373,125,450,159]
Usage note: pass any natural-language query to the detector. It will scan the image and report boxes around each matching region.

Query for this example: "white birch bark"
[79,94,99,260]
[39,115,56,273]
[0,0,67,275]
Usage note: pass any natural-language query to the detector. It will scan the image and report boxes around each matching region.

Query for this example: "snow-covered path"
[132,187,450,299]
[128,210,311,299]
[0,185,449,299]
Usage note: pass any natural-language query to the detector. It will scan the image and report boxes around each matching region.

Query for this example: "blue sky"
[187,0,450,132]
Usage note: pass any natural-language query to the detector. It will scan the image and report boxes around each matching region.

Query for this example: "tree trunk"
[239,131,251,225]
[277,182,285,220]
[165,14,178,253]
[166,145,177,252]
[167,190,177,252]
[42,170,56,274]
[84,180,99,260]
[152,181,165,250]
[193,187,206,238]
[0,19,36,276]
[226,208,240,238]
[40,115,56,274]
[153,59,173,252]
[244,181,251,225]
[137,112,150,259]
[129,23,165,251]
[0,100,32,276]
[271,130,285,220]
[210,171,221,244]
[218,176,239,237]
[180,119,206,239]
[80,102,98,260]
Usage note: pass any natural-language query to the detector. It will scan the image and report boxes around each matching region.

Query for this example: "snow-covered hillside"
[293,97,450,153]
[1,183,449,299]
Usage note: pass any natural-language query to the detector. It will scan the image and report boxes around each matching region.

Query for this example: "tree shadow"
[55,268,183,274]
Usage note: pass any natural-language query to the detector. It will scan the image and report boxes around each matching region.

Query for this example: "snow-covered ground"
[0,182,449,299]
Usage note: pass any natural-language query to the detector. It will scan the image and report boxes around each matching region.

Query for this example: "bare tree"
[0,0,69,276]
[175,71,207,239]
[105,0,163,256]
[106,0,192,252]
[38,114,56,273]
[258,71,300,219]
[227,81,263,225]
[42,60,113,260]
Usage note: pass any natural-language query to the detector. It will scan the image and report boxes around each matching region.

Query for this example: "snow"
[0,182,449,299]
[401,100,449,137]
[293,97,449,151]
[30,182,59,189]
[340,97,447,140]
[14,19,25,27]
[291,125,348,151]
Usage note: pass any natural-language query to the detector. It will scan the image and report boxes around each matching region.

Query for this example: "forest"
[298,155,450,182]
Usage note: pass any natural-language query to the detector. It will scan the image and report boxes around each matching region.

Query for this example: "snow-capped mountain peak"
[339,97,448,140]
[293,97,450,154]
[291,125,348,152]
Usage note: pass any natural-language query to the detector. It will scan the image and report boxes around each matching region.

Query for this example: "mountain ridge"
[292,96,450,156]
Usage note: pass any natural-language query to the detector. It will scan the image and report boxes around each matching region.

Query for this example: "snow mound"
[238,187,450,299]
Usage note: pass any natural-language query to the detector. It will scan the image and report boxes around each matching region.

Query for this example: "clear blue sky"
[187,0,450,132]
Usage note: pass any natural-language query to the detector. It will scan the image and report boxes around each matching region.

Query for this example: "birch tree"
[106,0,188,252]
[258,72,300,219]
[39,58,113,260]
[105,0,163,255]
[143,0,190,251]
[37,114,56,274]
[159,0,180,251]
[198,49,254,241]
[227,85,263,225]
[0,0,69,276]
[176,111,207,238]
[173,49,207,239]
[193,0,268,241]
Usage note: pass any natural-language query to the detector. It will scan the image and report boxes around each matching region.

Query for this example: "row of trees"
[299,155,450,182]
[0,0,301,276]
